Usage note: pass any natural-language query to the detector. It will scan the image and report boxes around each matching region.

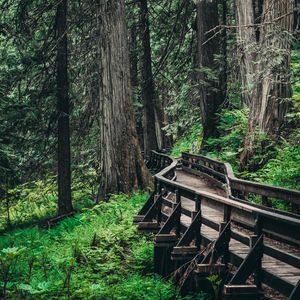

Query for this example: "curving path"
[136,151,300,300]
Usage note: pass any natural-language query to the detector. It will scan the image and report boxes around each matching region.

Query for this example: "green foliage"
[203,109,248,171]
[291,50,300,106]
[163,83,201,139]
[0,192,192,299]
[0,169,97,231]
[250,130,300,191]
[170,124,202,157]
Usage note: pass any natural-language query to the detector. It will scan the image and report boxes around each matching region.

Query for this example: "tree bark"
[56,0,73,215]
[129,22,139,87]
[236,0,257,106]
[196,0,226,147]
[96,0,151,200]
[238,0,294,170]
[139,0,160,155]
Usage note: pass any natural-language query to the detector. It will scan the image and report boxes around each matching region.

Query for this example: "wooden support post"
[223,204,231,223]
[195,195,202,250]
[162,157,166,169]
[157,190,164,225]
[201,221,231,265]
[157,155,162,170]
[147,151,152,168]
[219,222,229,266]
[172,189,181,238]
[154,237,178,277]
[172,209,202,261]
[289,279,300,300]
[254,214,262,236]
[154,153,157,168]
[156,179,162,196]
[250,235,262,290]
[195,194,201,212]
[229,235,264,288]
[219,222,226,233]
[175,189,181,204]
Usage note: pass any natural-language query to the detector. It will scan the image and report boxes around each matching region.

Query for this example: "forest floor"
[0,192,208,300]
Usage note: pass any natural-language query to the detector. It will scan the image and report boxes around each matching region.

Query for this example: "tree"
[56,0,73,214]
[139,0,161,155]
[195,0,227,148]
[238,0,295,170]
[96,0,150,200]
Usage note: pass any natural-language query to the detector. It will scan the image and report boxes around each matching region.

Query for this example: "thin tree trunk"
[139,0,160,155]
[56,0,73,215]
[196,0,226,148]
[96,0,151,200]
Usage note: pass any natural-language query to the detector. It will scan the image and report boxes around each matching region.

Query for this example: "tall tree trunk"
[129,22,139,87]
[96,0,151,200]
[236,0,257,106]
[56,0,73,215]
[139,0,160,155]
[196,0,226,148]
[222,0,228,103]
[239,0,294,170]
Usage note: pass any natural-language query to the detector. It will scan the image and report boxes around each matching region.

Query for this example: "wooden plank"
[263,245,300,269]
[195,264,226,274]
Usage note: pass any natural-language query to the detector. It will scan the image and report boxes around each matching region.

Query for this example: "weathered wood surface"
[136,151,300,299]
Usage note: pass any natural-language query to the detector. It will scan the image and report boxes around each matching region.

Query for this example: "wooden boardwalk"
[135,151,300,300]
[174,170,300,295]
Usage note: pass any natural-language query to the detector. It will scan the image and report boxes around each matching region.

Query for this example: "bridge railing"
[137,150,300,297]
[182,152,300,213]
[136,150,300,296]
[146,150,176,176]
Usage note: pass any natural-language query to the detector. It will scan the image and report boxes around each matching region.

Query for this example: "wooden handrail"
[139,150,300,297]
[149,150,300,242]
[181,152,300,208]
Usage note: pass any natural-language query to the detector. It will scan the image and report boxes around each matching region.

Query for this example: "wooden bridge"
[134,151,300,300]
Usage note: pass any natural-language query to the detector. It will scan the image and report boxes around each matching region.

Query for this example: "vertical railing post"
[219,221,230,267]
[157,188,164,225]
[223,204,231,223]
[250,235,263,290]
[194,194,202,250]
[155,178,162,197]
[175,189,181,237]
[253,214,263,290]
[254,214,262,236]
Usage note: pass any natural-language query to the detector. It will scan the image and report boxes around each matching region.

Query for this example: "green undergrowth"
[204,108,249,173]
[0,169,97,232]
[0,192,206,299]
[170,124,202,157]
[171,108,300,193]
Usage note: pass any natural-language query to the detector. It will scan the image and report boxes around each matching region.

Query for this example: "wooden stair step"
[133,215,145,223]
[194,263,226,275]
[155,233,178,243]
[172,246,198,254]
[138,222,160,233]
[224,285,264,300]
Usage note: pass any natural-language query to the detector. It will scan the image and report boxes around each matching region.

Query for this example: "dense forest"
[0,0,300,299]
